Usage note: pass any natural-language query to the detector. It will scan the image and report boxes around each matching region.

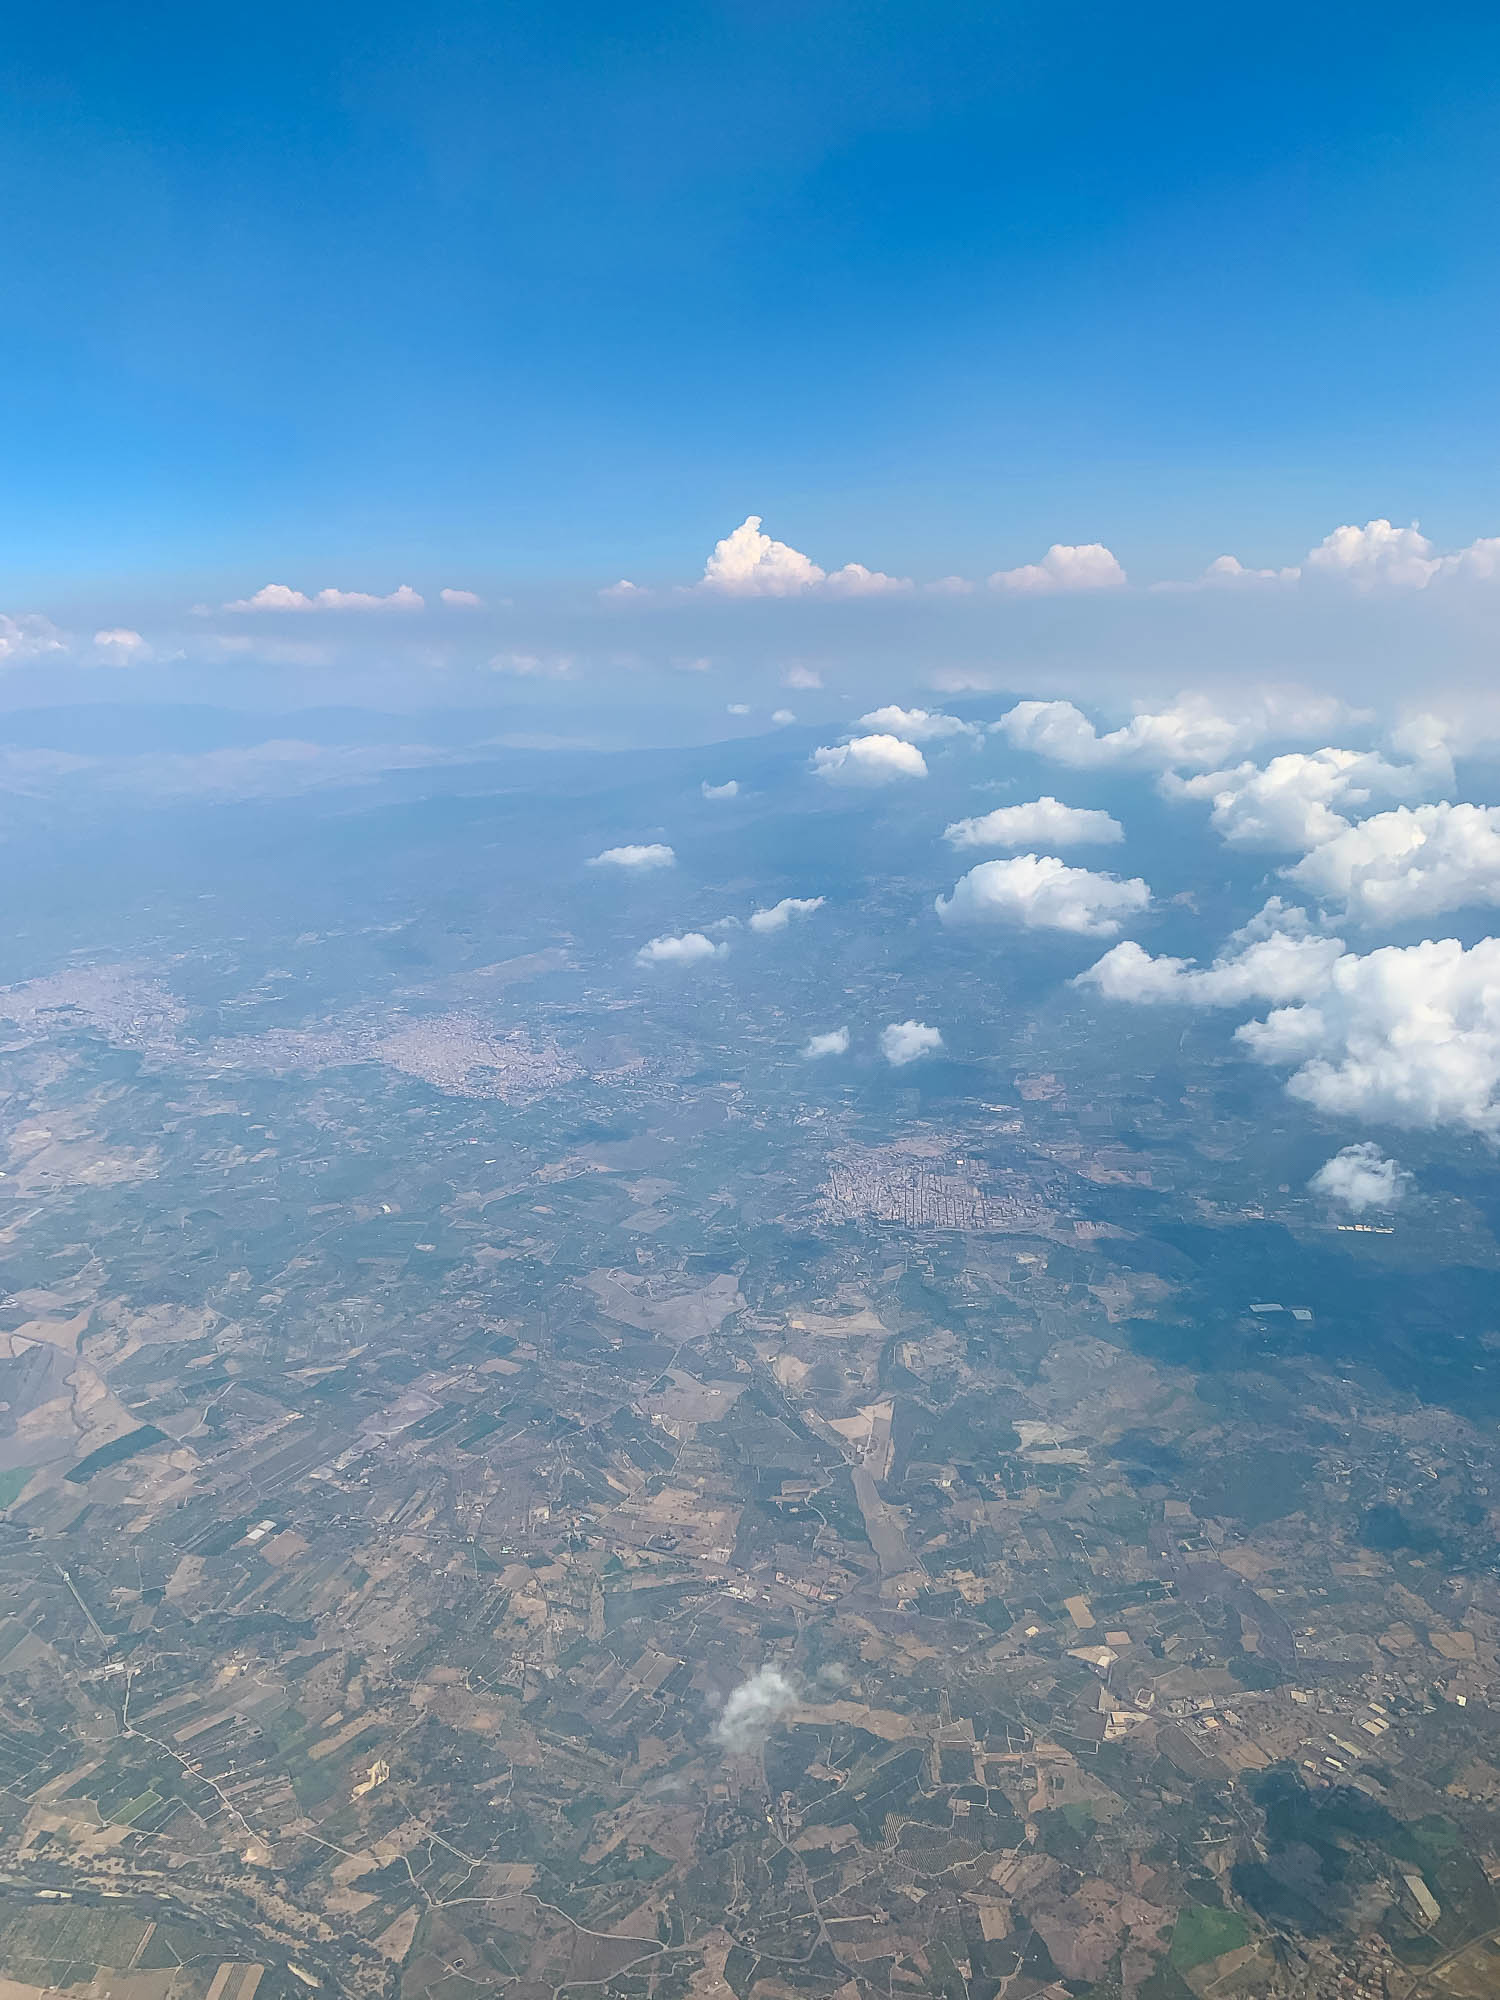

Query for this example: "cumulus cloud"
[714,1666,797,1751]
[772,708,797,726]
[881,1019,944,1066]
[635,932,727,967]
[92,627,150,663]
[749,896,825,934]
[856,706,977,742]
[1187,554,1302,587]
[990,543,1126,594]
[701,516,826,597]
[1163,735,1453,852]
[803,1026,850,1059]
[0,612,67,665]
[823,561,912,596]
[1304,519,1439,589]
[1075,926,1345,1007]
[224,582,424,612]
[945,797,1124,850]
[994,691,1353,773]
[1082,924,1500,1137]
[600,579,648,600]
[702,779,740,799]
[1286,802,1500,923]
[812,735,928,786]
[1309,1143,1412,1213]
[589,843,676,870]
[440,588,484,608]
[938,855,1150,937]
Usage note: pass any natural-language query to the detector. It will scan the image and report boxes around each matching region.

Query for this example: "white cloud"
[823,562,912,596]
[990,543,1126,594]
[937,855,1150,937]
[1286,802,1500,923]
[589,843,676,870]
[224,582,424,612]
[1075,927,1345,1007]
[1163,738,1452,851]
[944,797,1123,850]
[1082,924,1500,1138]
[600,579,648,600]
[856,705,977,743]
[701,516,826,596]
[714,1666,797,1750]
[635,932,727,967]
[0,612,67,665]
[702,779,740,799]
[92,627,150,663]
[1309,1143,1411,1213]
[782,665,823,689]
[812,734,928,786]
[440,588,485,608]
[881,1019,944,1066]
[994,691,1354,773]
[1191,554,1302,587]
[803,1026,850,1059]
[772,708,797,726]
[749,896,825,934]
[727,703,751,716]
[1304,519,1439,589]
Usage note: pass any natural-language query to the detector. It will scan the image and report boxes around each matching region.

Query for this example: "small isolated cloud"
[812,734,928,786]
[702,779,740,799]
[782,665,823,689]
[1285,801,1500,923]
[994,691,1351,773]
[727,703,751,716]
[1309,1143,1411,1213]
[600,578,648,600]
[589,843,675,871]
[803,1026,850,1059]
[0,612,67,665]
[92,627,150,664]
[857,705,977,743]
[772,709,797,726]
[224,582,424,612]
[440,587,484,608]
[1191,554,1302,587]
[945,797,1123,850]
[749,896,825,934]
[714,1665,797,1751]
[990,543,1126,594]
[702,516,826,597]
[881,1019,943,1066]
[635,931,727,967]
[937,855,1150,936]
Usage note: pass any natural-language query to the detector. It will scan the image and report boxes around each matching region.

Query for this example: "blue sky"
[5,0,1500,613]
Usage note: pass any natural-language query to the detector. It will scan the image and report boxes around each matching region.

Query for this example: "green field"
[1169,1904,1250,1972]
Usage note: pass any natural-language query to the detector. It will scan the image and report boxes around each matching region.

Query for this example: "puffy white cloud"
[995,690,1356,773]
[439,587,484,608]
[1083,924,1500,1138]
[1309,1143,1411,1213]
[1304,519,1439,589]
[945,797,1123,850]
[1163,738,1452,852]
[701,779,740,799]
[0,612,67,665]
[856,705,977,742]
[92,627,149,663]
[749,896,825,934]
[589,843,675,871]
[224,582,425,612]
[701,516,826,596]
[823,561,912,596]
[937,855,1150,937]
[715,1666,797,1750]
[1286,802,1500,923]
[991,542,1126,594]
[1076,927,1345,1006]
[881,1019,944,1066]
[803,1026,850,1059]
[772,708,797,726]
[635,931,727,967]
[812,734,928,786]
